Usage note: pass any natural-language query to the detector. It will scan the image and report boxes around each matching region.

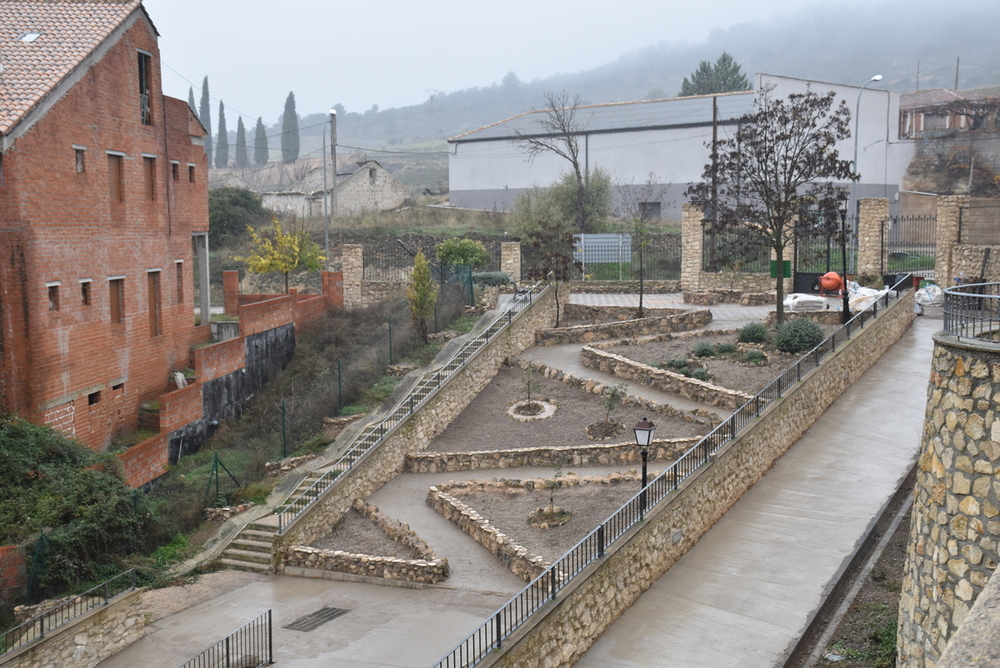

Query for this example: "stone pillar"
[857,198,889,278]
[322,270,344,309]
[935,196,967,287]
[222,270,241,315]
[341,244,363,311]
[897,332,1000,667]
[680,203,704,292]
[501,242,521,282]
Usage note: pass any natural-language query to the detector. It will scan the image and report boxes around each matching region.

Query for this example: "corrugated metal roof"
[449,91,755,143]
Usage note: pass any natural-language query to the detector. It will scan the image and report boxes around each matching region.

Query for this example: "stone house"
[259,160,411,219]
[0,0,212,452]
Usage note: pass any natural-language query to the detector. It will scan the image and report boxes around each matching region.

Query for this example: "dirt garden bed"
[425,363,709,453]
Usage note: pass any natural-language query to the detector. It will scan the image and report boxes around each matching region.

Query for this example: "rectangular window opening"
[75,148,86,173]
[109,278,124,325]
[175,261,184,304]
[112,383,124,391]
[171,161,179,180]
[188,164,195,183]
[147,270,161,337]
[138,52,152,125]
[88,391,101,406]
[108,154,124,203]
[80,280,91,306]
[143,156,156,201]
[47,285,60,311]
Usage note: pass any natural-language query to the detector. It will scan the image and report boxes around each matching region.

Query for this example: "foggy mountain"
[276,1,996,157]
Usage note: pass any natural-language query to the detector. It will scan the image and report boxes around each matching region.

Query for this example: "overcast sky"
[143,0,854,125]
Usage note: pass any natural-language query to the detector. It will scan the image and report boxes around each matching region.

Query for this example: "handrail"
[429,276,913,668]
[178,610,272,668]
[942,282,1000,342]
[0,569,137,656]
[275,276,553,533]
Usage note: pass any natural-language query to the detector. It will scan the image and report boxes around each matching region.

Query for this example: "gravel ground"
[450,481,650,563]
[426,364,708,453]
[310,510,418,559]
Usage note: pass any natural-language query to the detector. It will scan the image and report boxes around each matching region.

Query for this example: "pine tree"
[281,92,300,163]
[215,101,229,168]
[188,87,196,113]
[254,117,269,166]
[679,52,751,97]
[199,76,212,166]
[235,117,248,168]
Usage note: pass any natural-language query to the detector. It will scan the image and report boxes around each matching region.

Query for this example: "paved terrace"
[98,294,927,668]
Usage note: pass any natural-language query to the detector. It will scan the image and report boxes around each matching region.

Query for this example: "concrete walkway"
[573,313,935,668]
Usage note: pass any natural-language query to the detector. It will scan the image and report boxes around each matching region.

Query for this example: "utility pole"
[426,89,441,151]
[708,96,719,269]
[330,110,338,224]
[955,57,960,91]
[916,60,920,91]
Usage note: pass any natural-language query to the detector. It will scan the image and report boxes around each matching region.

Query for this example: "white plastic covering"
[783,293,829,311]
[915,284,944,306]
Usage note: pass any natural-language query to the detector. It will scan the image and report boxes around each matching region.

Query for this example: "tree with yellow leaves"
[407,250,438,343]
[236,219,325,293]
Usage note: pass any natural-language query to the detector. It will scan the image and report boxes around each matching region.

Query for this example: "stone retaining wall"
[566,281,681,294]
[579,346,753,410]
[478,289,914,668]
[683,290,775,306]
[405,437,701,473]
[561,304,687,324]
[277,286,558,548]
[935,560,1000,668]
[764,310,844,327]
[1,590,147,668]
[535,309,712,346]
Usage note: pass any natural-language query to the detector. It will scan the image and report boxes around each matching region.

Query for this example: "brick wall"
[192,339,244,383]
[0,545,25,603]
[118,433,169,488]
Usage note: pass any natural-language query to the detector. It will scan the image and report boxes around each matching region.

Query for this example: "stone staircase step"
[217,558,270,573]
[221,548,272,565]
[230,538,272,554]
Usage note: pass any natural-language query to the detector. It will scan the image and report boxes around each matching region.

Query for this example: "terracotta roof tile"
[900,88,986,110]
[0,0,142,135]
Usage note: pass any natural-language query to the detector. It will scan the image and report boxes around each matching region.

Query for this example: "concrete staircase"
[218,521,277,573]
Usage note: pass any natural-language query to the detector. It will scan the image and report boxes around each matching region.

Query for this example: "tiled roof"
[450,91,755,143]
[0,1,142,135]
[900,89,986,110]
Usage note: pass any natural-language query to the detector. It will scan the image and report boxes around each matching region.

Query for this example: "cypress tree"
[254,117,269,166]
[188,87,196,113]
[281,92,300,163]
[235,117,248,169]
[199,76,212,166]
[215,101,229,168]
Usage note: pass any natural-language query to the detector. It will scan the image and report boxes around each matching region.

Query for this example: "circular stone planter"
[507,399,558,422]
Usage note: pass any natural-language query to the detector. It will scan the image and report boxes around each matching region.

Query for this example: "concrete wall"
[477,289,914,668]
[277,285,559,548]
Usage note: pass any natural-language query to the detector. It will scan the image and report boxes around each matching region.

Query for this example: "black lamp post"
[837,195,850,324]
[634,417,656,518]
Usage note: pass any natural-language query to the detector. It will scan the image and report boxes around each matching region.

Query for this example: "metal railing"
[943,282,1000,342]
[275,277,552,533]
[179,610,272,668]
[0,569,136,656]
[430,276,913,668]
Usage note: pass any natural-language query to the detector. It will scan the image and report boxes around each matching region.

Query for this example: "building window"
[147,270,161,336]
[143,156,156,201]
[188,164,195,183]
[171,161,179,180]
[47,284,60,311]
[88,390,101,405]
[80,280,91,306]
[175,261,184,304]
[138,51,152,125]
[369,167,376,184]
[109,278,125,324]
[107,153,124,202]
[74,146,86,173]
[639,202,661,220]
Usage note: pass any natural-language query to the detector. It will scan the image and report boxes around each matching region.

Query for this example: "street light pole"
[838,195,850,324]
[633,417,656,519]
[851,75,883,213]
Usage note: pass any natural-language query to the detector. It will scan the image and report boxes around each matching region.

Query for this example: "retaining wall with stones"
[535,309,712,346]
[579,346,753,410]
[1,590,147,668]
[405,437,701,474]
[277,287,558,548]
[566,281,681,294]
[476,289,914,668]
[897,333,1000,667]
[562,304,688,324]
[683,290,775,306]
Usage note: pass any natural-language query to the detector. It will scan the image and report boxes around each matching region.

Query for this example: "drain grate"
[284,606,350,632]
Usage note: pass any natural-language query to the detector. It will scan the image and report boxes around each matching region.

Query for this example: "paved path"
[573,313,935,668]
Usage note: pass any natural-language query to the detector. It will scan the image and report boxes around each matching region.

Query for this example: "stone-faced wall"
[858,198,890,277]
[501,242,521,281]
[277,286,558,547]
[340,243,407,311]
[477,290,914,668]
[535,309,712,345]
[897,333,1000,667]
[566,280,682,294]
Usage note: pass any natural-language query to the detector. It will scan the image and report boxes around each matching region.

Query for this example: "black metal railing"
[429,276,913,668]
[275,276,552,533]
[179,610,273,668]
[943,282,1000,342]
[0,569,137,656]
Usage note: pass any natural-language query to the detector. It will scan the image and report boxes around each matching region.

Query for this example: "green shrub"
[472,271,511,287]
[738,322,768,343]
[742,349,766,365]
[715,342,737,355]
[773,318,825,353]
[436,238,491,268]
[693,341,715,357]
[663,359,689,370]
[689,369,710,381]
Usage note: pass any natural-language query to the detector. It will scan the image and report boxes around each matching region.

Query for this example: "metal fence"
[429,276,913,668]
[0,569,136,656]
[275,276,553,533]
[943,282,1000,342]
[884,215,936,277]
[576,242,681,281]
[702,228,771,273]
[179,610,273,668]
[363,239,503,281]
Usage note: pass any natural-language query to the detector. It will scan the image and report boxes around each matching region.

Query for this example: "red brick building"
[0,1,212,452]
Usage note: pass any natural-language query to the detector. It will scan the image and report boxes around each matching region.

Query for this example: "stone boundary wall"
[683,290,775,306]
[277,287,558,548]
[478,290,914,668]
[0,589,147,668]
[535,309,712,346]
[566,281,681,294]
[579,346,753,410]
[936,560,1000,668]
[897,333,1000,667]
[764,310,845,327]
[561,304,688,324]
[405,437,701,474]
[520,358,720,427]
